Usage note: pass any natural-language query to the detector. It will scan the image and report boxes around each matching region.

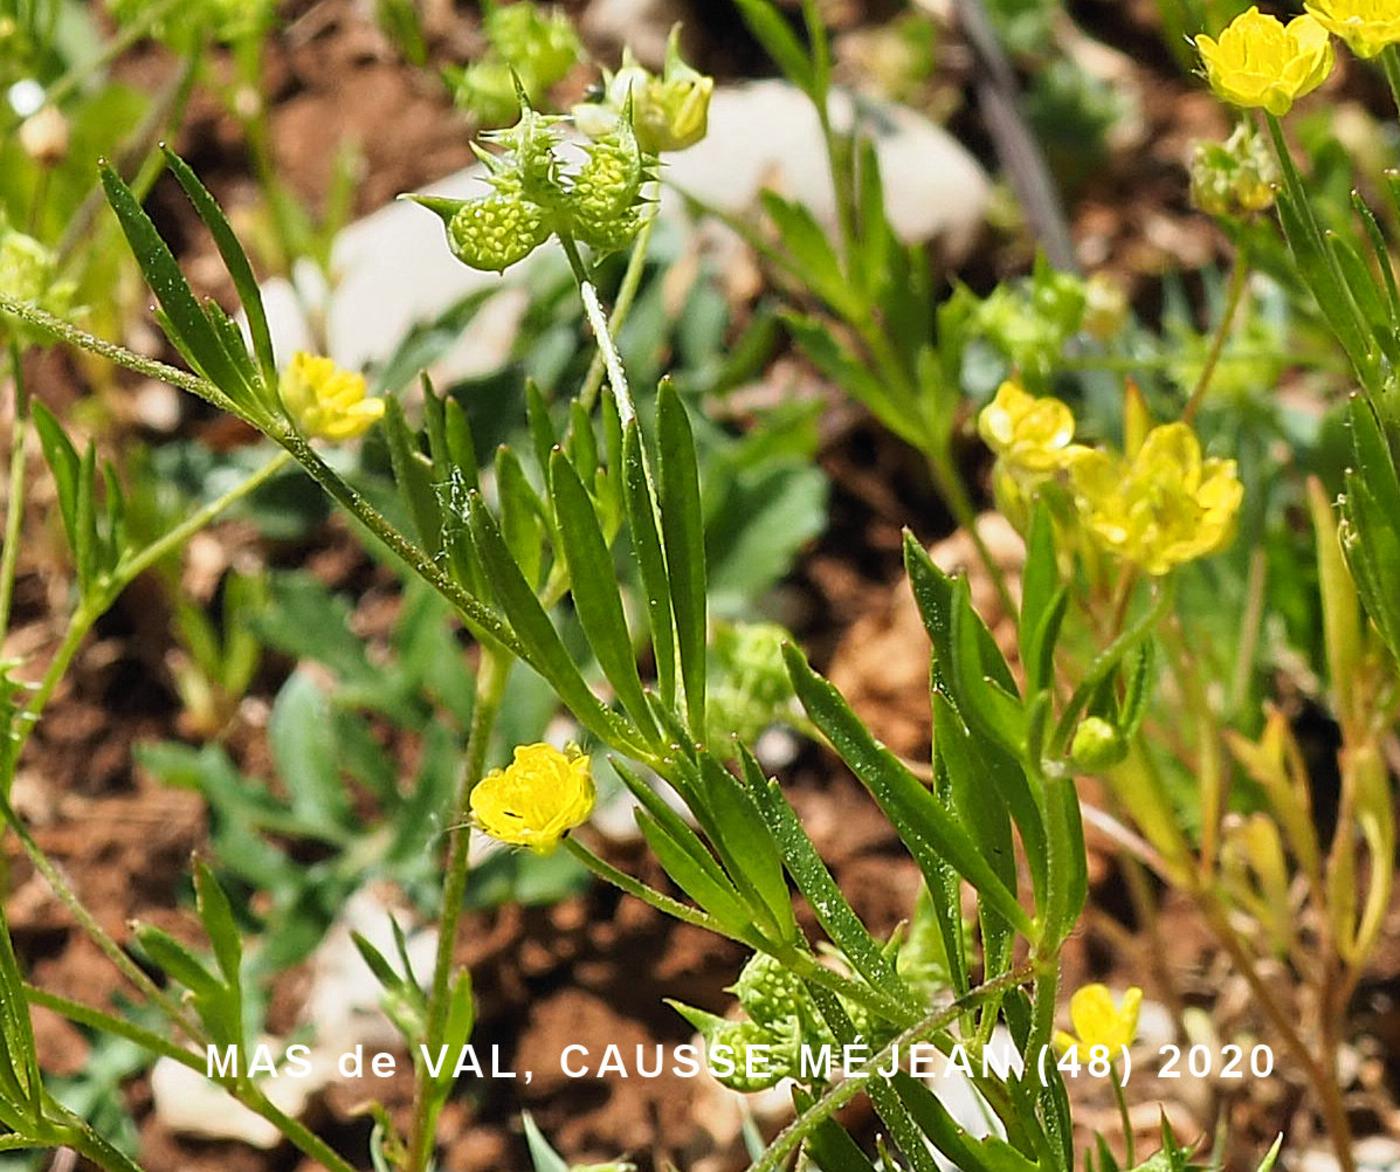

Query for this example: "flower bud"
[279,352,384,441]
[577,28,714,154]
[1082,273,1128,342]
[1069,716,1128,770]
[1190,123,1278,218]
[19,106,68,167]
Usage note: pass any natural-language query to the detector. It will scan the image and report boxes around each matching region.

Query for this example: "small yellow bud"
[1053,984,1142,1056]
[1195,8,1334,117]
[469,743,595,855]
[1070,716,1127,770]
[1082,274,1129,342]
[1070,422,1243,575]
[279,352,384,442]
[1306,0,1400,58]
[977,379,1080,474]
[1190,122,1278,218]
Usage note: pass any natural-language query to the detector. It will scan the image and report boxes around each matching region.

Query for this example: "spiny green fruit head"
[569,203,652,259]
[403,191,550,274]
[569,116,646,226]
[730,951,808,1031]
[484,2,583,96]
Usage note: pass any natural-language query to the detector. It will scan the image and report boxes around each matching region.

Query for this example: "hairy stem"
[407,648,511,1172]
[1183,246,1248,423]
[579,213,656,415]
[560,236,636,425]
[0,340,29,644]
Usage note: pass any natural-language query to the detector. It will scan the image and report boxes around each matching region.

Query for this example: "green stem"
[1111,1066,1135,1167]
[0,450,293,1043]
[241,1086,360,1172]
[24,986,205,1073]
[924,443,1018,619]
[55,40,204,267]
[0,784,200,1037]
[568,839,922,1032]
[273,425,528,663]
[406,648,511,1172]
[0,296,243,417]
[0,340,29,644]
[3,450,293,777]
[560,236,636,425]
[579,210,656,414]
[1183,245,1248,423]
[1051,582,1175,756]
[749,963,1036,1172]
[27,993,360,1172]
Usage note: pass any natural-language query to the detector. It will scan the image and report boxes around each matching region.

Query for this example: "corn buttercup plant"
[0,20,1159,1172]
[0,8,1368,1172]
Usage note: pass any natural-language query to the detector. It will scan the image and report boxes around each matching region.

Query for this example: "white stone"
[660,81,990,258]
[254,83,989,386]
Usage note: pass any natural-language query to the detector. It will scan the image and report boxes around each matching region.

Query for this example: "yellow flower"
[977,379,1079,473]
[469,743,595,855]
[1306,0,1400,57]
[1053,984,1143,1055]
[1070,422,1243,576]
[279,352,384,441]
[1196,7,1334,116]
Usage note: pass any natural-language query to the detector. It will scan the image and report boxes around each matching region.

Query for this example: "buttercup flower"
[279,352,384,441]
[977,379,1080,473]
[1195,8,1334,116]
[1053,984,1143,1056]
[1306,0,1400,58]
[1070,422,1243,576]
[469,743,595,855]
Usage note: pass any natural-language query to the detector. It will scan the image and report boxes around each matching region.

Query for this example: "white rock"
[1356,1136,1400,1172]
[661,81,990,259]
[303,886,438,1054]
[149,1041,331,1149]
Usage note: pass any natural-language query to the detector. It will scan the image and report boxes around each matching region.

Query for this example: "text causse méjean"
[205,1041,1048,1084]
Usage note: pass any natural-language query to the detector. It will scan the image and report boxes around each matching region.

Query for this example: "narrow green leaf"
[101,165,258,406]
[740,746,905,999]
[732,0,814,93]
[193,861,242,991]
[550,450,656,738]
[134,925,221,996]
[496,445,546,589]
[612,759,744,911]
[656,381,707,735]
[691,752,795,942]
[384,397,443,557]
[784,643,1034,938]
[636,809,753,933]
[525,379,557,484]
[623,420,677,708]
[30,402,79,554]
[466,491,645,754]
[164,148,279,396]
[74,443,97,595]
